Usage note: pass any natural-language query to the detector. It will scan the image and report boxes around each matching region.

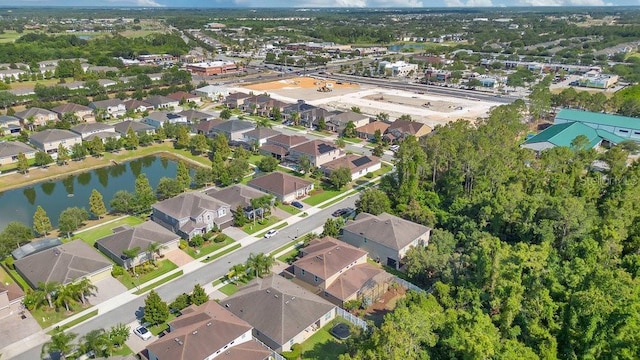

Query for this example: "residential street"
[10,195,358,360]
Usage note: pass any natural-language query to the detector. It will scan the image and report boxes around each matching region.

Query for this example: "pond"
[0,155,193,230]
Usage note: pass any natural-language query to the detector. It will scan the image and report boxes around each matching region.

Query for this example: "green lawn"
[202,243,241,263]
[271,239,302,257]
[342,137,363,144]
[111,344,134,356]
[184,236,234,259]
[298,320,348,360]
[247,153,265,166]
[242,216,281,234]
[303,188,343,206]
[0,265,15,286]
[278,203,301,215]
[1,261,30,290]
[133,270,183,295]
[32,304,94,329]
[48,310,98,334]
[116,260,178,290]
[219,283,240,296]
[149,313,177,336]
[277,248,299,264]
[256,221,289,238]
[73,216,145,246]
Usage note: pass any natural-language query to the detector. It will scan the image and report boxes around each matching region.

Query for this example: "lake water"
[0,155,190,230]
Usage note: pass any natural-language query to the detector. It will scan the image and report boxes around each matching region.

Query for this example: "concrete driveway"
[163,249,193,267]
[0,309,42,350]
[222,226,249,241]
[90,277,127,306]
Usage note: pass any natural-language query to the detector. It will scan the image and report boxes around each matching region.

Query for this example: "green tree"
[34,151,53,167]
[157,177,183,200]
[88,136,105,156]
[56,143,70,165]
[74,277,97,305]
[271,106,282,121]
[322,217,345,238]
[125,128,139,150]
[335,137,346,149]
[299,155,312,174]
[110,190,134,214]
[189,134,209,154]
[245,252,275,278]
[190,284,209,306]
[146,242,166,265]
[220,108,232,120]
[33,205,52,236]
[16,152,29,174]
[133,173,156,213]
[71,143,87,160]
[175,125,190,149]
[258,156,279,172]
[170,293,191,312]
[372,142,385,157]
[212,133,231,159]
[143,290,170,326]
[343,121,357,138]
[330,167,352,189]
[233,205,248,227]
[317,116,326,131]
[58,207,89,239]
[89,189,107,219]
[355,188,391,215]
[176,161,191,189]
[41,329,77,360]
[122,247,141,273]
[193,167,213,188]
[227,263,247,285]
[80,329,106,358]
[54,283,77,312]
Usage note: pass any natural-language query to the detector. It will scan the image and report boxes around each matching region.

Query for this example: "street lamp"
[296,228,299,239]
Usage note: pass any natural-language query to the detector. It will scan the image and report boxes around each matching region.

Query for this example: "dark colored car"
[291,201,304,209]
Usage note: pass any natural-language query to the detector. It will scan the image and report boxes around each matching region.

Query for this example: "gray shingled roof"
[14,107,56,120]
[90,99,125,109]
[342,212,431,251]
[0,141,36,158]
[96,221,179,260]
[213,120,255,134]
[14,240,111,288]
[153,192,229,220]
[51,103,92,114]
[205,184,268,211]
[29,129,80,143]
[223,275,335,346]
[243,127,280,140]
[71,123,114,135]
[294,236,367,280]
[113,120,155,134]
[247,172,313,198]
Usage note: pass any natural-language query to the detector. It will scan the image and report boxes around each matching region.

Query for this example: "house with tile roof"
[152,192,233,239]
[146,301,272,360]
[28,129,82,156]
[0,141,36,166]
[179,109,215,123]
[289,139,343,167]
[96,221,180,269]
[340,212,431,269]
[223,275,336,352]
[142,112,187,129]
[291,236,391,306]
[247,172,314,203]
[223,92,250,108]
[320,154,381,180]
[13,240,113,289]
[259,134,309,160]
[167,91,202,105]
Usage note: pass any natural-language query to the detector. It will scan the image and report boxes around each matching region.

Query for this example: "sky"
[4,0,640,8]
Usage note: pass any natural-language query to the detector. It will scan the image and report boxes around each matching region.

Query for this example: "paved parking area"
[0,310,42,350]
[90,277,128,306]
[222,226,249,241]
[162,249,193,267]
[125,321,158,355]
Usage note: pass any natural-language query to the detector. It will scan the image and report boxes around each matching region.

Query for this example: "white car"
[264,229,278,238]
[390,145,400,152]
[133,325,152,341]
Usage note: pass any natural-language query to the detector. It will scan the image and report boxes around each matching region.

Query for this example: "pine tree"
[190,284,209,306]
[16,152,29,174]
[33,205,52,236]
[89,189,107,219]
[143,290,169,326]
[176,161,191,190]
[56,144,70,165]
[134,174,156,213]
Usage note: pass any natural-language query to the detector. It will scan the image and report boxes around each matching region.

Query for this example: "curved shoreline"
[0,147,210,193]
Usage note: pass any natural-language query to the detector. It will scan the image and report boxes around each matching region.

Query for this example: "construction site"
[239,76,501,127]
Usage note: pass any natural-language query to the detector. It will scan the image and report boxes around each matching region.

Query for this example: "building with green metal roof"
[555,109,640,140]
[522,121,625,153]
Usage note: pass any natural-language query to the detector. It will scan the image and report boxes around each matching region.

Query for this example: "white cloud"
[515,0,562,5]
[286,0,423,7]
[445,0,493,6]
[107,0,165,6]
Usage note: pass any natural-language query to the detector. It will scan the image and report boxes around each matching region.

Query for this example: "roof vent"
[274,294,279,298]
[207,322,212,326]
[193,330,198,335]
[285,300,290,305]
[266,289,271,293]
[225,304,230,308]
[291,296,296,300]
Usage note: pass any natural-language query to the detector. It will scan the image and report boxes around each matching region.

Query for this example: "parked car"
[264,229,278,238]
[332,207,355,217]
[390,145,400,152]
[133,326,152,341]
[291,201,304,209]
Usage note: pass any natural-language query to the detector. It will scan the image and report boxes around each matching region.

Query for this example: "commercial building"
[186,61,239,76]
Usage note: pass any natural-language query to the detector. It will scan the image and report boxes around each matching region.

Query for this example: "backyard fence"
[392,276,430,294]
[337,307,368,331]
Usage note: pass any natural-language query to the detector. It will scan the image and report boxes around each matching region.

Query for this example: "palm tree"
[291,111,301,126]
[246,253,275,278]
[74,278,97,305]
[38,281,59,309]
[41,329,77,360]
[23,288,47,311]
[255,118,272,129]
[122,247,141,275]
[80,329,106,358]
[54,283,77,312]
[146,242,167,265]
[227,264,247,285]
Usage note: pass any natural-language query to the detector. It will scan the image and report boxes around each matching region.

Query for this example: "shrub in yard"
[343,299,363,312]
[282,344,302,360]
[365,172,374,179]
[170,293,191,312]
[179,239,188,250]
[214,234,227,243]
[190,235,205,248]
[111,265,125,277]
[5,256,14,270]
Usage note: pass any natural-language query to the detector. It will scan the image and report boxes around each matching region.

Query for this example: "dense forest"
[342,103,640,359]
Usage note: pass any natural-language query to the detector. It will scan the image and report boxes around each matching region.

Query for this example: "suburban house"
[15,107,58,128]
[283,100,332,128]
[553,108,640,142]
[340,212,431,269]
[89,99,126,119]
[224,92,251,108]
[193,119,224,137]
[384,120,431,142]
[205,184,271,220]
[260,134,309,160]
[241,95,288,118]
[152,192,233,239]
[97,78,118,88]
[146,301,272,360]
[142,112,188,129]
[167,91,202,105]
[242,127,280,146]
[211,119,255,141]
[320,154,381,180]
[123,99,152,113]
[0,115,22,134]
[178,109,215,123]
[195,85,229,100]
[326,111,370,134]
[289,140,343,167]
[290,236,391,306]
[28,129,82,156]
[355,121,390,141]
[0,282,24,320]
[70,123,117,140]
[145,95,180,110]
[0,141,36,166]
[51,103,95,123]
[248,172,314,203]
[521,121,624,153]
[223,275,337,352]
[96,221,180,269]
[114,120,156,136]
[13,240,113,289]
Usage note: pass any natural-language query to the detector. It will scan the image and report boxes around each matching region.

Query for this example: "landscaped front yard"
[242,216,281,234]
[184,235,234,259]
[303,188,343,206]
[115,259,178,290]
[278,203,302,215]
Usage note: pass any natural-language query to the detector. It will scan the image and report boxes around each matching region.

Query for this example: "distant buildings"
[186,61,239,76]
[378,61,418,77]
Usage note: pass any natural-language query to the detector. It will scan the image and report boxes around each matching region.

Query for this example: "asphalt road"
[16,195,359,360]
